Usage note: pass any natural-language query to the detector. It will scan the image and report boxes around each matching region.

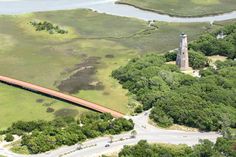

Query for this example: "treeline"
[112,54,236,131]
[30,20,68,34]
[0,113,134,154]
[119,137,236,157]
[189,23,236,59]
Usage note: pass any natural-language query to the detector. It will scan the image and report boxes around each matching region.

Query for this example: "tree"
[214,137,236,157]
[4,133,14,142]
[191,139,219,157]
[119,140,193,157]
[189,50,210,69]
[134,105,143,113]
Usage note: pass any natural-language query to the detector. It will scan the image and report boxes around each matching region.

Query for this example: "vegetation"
[30,20,68,34]
[119,137,236,157]
[1,113,134,154]
[4,133,14,142]
[165,50,210,69]
[112,54,236,131]
[0,83,90,130]
[0,9,217,129]
[113,23,236,131]
[119,127,236,156]
[118,0,236,17]
[189,23,236,59]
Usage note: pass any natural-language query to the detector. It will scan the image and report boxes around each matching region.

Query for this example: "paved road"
[0,111,221,157]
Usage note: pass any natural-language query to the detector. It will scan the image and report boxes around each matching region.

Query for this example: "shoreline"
[0,0,236,22]
[116,1,236,18]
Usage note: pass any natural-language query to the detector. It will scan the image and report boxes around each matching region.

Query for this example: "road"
[0,111,221,157]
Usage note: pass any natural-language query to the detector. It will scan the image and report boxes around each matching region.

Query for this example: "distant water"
[0,0,236,22]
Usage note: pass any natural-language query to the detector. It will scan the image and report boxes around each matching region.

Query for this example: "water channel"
[0,0,236,22]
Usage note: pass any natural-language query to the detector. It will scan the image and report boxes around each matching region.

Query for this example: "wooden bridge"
[0,75,124,118]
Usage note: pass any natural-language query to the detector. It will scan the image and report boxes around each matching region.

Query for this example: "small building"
[217,31,226,39]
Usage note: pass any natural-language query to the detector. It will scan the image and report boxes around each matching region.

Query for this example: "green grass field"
[0,83,91,130]
[0,9,229,129]
[118,0,236,17]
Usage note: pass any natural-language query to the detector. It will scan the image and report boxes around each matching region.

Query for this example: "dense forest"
[0,113,134,154]
[112,23,236,131]
[119,136,236,157]
[189,23,236,59]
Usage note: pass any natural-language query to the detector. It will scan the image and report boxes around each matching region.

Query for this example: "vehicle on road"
[105,144,110,147]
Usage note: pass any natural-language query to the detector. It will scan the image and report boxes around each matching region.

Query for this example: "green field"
[118,0,236,17]
[0,83,91,130]
[0,9,226,129]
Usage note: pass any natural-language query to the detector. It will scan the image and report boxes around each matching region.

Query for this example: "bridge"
[0,75,124,118]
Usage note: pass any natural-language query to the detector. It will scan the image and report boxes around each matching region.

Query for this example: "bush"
[189,50,210,69]
[46,107,54,113]
[4,134,14,142]
[134,106,143,113]
[150,107,173,127]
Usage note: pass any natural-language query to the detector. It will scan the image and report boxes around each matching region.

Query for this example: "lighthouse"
[176,33,189,70]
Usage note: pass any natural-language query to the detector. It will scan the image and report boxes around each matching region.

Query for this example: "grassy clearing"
[0,9,226,129]
[113,22,216,53]
[0,83,91,130]
[118,0,236,17]
[148,115,199,132]
[208,55,227,63]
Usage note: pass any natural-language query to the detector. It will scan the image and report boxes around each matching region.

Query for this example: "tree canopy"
[189,23,236,59]
[1,113,134,154]
[119,138,236,157]
[112,54,236,131]
[112,23,236,131]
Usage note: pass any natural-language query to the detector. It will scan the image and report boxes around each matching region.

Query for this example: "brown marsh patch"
[54,108,79,117]
[36,99,44,103]
[57,57,104,94]
[105,54,114,58]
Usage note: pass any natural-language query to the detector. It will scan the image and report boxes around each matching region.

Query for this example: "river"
[0,0,236,22]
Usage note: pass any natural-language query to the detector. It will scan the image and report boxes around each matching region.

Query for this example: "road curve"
[0,75,124,118]
[0,111,221,157]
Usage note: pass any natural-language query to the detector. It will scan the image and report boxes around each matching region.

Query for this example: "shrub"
[46,107,54,113]
[4,134,14,142]
[134,105,143,113]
